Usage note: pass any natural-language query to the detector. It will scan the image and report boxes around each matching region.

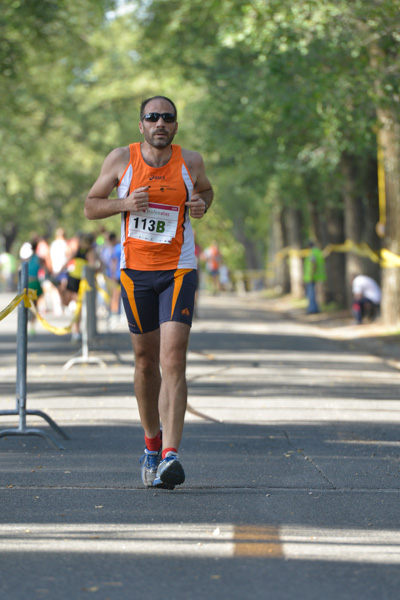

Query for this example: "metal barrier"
[63,266,106,370]
[85,265,97,340]
[0,262,69,450]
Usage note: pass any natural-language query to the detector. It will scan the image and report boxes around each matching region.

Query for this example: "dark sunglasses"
[143,112,176,123]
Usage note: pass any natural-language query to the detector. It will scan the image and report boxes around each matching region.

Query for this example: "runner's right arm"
[84,148,150,220]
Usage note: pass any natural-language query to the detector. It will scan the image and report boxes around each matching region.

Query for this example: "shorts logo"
[181,308,190,316]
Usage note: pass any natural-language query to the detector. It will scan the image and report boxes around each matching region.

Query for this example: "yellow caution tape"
[323,240,381,264]
[77,277,91,300]
[269,240,385,270]
[358,243,381,264]
[267,247,291,269]
[0,289,37,321]
[24,288,38,307]
[0,292,25,321]
[381,248,400,268]
[29,278,89,335]
[377,134,386,230]
[0,279,93,334]
[95,280,111,304]
[29,302,74,335]
[0,277,98,336]
[289,248,310,258]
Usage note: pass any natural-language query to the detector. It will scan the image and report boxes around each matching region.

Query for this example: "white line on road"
[2,523,400,564]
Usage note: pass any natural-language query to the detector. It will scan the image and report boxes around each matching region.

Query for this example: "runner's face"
[139,100,178,149]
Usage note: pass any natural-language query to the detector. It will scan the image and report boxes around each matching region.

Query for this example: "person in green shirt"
[0,251,17,291]
[20,237,46,335]
[303,240,327,314]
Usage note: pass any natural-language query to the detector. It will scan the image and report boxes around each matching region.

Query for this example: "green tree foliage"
[135,0,399,271]
[0,0,115,249]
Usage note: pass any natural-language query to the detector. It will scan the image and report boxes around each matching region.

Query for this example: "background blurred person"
[59,232,96,342]
[101,231,122,328]
[35,235,53,275]
[303,240,327,314]
[203,241,221,294]
[49,227,71,315]
[50,228,70,278]
[0,249,17,292]
[19,237,46,336]
[218,263,231,292]
[352,274,381,324]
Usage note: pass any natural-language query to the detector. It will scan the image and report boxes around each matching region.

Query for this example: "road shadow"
[1,421,400,524]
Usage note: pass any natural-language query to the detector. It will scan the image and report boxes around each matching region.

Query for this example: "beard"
[146,128,176,149]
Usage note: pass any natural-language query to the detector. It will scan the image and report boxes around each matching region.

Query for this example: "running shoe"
[153,451,185,488]
[139,447,162,487]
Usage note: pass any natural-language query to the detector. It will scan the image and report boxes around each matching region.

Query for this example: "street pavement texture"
[1,291,400,600]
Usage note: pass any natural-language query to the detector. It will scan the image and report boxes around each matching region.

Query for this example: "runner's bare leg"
[131,329,161,439]
[158,321,191,451]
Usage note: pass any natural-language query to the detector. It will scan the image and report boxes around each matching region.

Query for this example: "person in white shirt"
[352,275,381,324]
[50,228,70,276]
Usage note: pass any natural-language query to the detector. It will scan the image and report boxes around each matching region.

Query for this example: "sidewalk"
[1,291,400,599]
[266,293,400,365]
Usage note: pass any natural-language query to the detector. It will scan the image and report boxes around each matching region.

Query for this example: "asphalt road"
[1,291,400,600]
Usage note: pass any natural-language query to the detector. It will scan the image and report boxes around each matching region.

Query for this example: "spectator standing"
[203,241,221,294]
[0,250,17,291]
[303,241,327,314]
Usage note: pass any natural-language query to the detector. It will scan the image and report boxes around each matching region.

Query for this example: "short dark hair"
[140,96,177,120]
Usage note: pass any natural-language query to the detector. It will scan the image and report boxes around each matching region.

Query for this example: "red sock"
[145,430,162,452]
[162,447,178,459]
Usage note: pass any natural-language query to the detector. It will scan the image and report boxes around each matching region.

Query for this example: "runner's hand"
[126,186,150,211]
[185,194,207,219]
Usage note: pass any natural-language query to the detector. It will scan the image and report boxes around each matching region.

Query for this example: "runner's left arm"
[185,153,213,219]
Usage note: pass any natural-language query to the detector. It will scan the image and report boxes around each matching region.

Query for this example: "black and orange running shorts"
[120,268,197,334]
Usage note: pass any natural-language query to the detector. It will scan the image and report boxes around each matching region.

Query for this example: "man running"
[84,95,213,489]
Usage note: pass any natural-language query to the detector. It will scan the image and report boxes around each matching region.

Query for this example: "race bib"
[128,203,179,244]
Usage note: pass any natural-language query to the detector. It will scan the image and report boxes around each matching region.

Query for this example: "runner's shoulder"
[106,145,130,168]
[181,148,203,164]
[100,146,131,182]
[181,148,204,177]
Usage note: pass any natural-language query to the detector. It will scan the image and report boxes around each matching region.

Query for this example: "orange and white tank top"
[117,143,196,271]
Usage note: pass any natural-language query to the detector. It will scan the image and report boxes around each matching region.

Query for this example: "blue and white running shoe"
[139,448,162,488]
[153,451,185,488]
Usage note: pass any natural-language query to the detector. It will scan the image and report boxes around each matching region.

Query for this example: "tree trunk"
[369,41,400,324]
[341,154,365,306]
[279,208,291,294]
[325,206,346,307]
[378,107,400,325]
[309,200,329,248]
[309,201,329,304]
[362,156,381,284]
[234,218,261,269]
[268,207,290,293]
[285,206,303,298]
